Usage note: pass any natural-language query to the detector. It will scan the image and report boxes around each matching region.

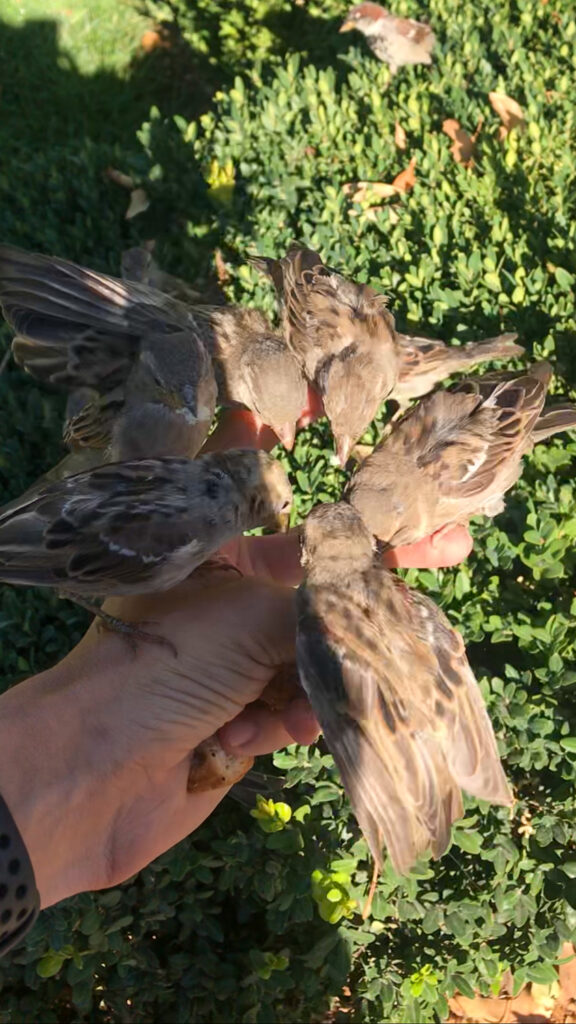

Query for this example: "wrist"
[0,641,137,907]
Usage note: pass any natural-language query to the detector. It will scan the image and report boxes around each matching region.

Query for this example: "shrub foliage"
[1,0,576,1020]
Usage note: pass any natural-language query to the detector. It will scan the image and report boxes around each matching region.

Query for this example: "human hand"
[0,401,472,910]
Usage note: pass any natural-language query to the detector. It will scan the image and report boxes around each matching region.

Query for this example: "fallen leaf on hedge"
[344,158,416,203]
[125,188,150,219]
[488,92,526,138]
[392,157,417,191]
[394,120,407,150]
[141,29,162,52]
[105,167,134,189]
[442,118,478,167]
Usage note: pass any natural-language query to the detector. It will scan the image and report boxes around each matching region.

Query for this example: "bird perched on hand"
[0,449,292,616]
[339,3,436,76]
[251,244,401,465]
[347,362,576,548]
[123,246,307,450]
[194,305,308,451]
[0,244,218,462]
[393,331,524,408]
[296,502,512,873]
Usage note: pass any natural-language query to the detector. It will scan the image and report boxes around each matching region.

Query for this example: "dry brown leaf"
[141,29,162,52]
[394,121,407,150]
[140,26,171,51]
[125,188,150,220]
[344,158,415,206]
[489,91,526,138]
[214,248,230,284]
[392,157,417,192]
[105,167,135,190]
[443,118,476,166]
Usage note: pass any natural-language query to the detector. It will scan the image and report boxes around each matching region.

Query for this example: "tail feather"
[532,404,576,443]
[460,332,524,362]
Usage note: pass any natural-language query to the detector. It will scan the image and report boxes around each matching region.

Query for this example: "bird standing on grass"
[251,243,401,465]
[296,502,512,873]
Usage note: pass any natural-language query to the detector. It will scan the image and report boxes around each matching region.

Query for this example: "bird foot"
[94,610,178,658]
[187,737,254,793]
[60,592,178,657]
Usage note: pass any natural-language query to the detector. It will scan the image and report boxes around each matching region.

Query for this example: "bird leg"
[59,592,178,657]
[362,857,380,919]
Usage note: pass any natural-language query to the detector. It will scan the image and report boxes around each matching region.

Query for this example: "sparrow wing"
[297,567,510,873]
[0,245,196,391]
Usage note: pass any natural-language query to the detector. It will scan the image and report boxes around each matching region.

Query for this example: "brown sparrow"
[297,502,512,873]
[0,450,292,609]
[251,243,401,464]
[340,3,435,75]
[347,362,576,547]
[122,246,306,449]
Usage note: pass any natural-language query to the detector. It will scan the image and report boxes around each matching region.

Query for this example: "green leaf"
[36,952,66,978]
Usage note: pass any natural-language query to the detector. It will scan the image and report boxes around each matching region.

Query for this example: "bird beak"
[275,423,296,451]
[339,20,355,32]
[336,435,354,468]
[274,510,291,533]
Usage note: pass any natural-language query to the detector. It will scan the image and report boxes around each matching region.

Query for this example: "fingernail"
[221,718,257,749]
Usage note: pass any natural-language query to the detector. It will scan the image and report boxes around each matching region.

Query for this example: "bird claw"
[94,611,178,658]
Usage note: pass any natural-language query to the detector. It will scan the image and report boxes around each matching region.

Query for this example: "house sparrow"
[340,3,436,76]
[347,362,576,547]
[394,331,524,407]
[0,243,215,415]
[251,244,401,464]
[123,247,306,449]
[194,305,308,450]
[296,503,512,873]
[0,450,292,606]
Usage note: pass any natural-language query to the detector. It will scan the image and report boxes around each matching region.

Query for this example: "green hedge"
[1,0,576,1020]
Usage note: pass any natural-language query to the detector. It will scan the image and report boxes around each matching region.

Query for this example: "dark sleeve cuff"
[0,790,40,956]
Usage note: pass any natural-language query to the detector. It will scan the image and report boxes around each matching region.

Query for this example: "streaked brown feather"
[297,504,511,873]
[347,363,572,545]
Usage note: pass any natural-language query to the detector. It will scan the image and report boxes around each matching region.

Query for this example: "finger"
[240,530,303,585]
[297,384,325,428]
[202,408,280,453]
[219,697,320,756]
[383,525,473,569]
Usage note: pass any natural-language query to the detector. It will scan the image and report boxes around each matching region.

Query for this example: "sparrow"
[296,502,512,873]
[394,331,525,407]
[346,362,576,547]
[194,304,308,450]
[251,244,401,465]
[0,450,292,608]
[339,3,436,76]
[0,244,217,458]
[122,246,307,449]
